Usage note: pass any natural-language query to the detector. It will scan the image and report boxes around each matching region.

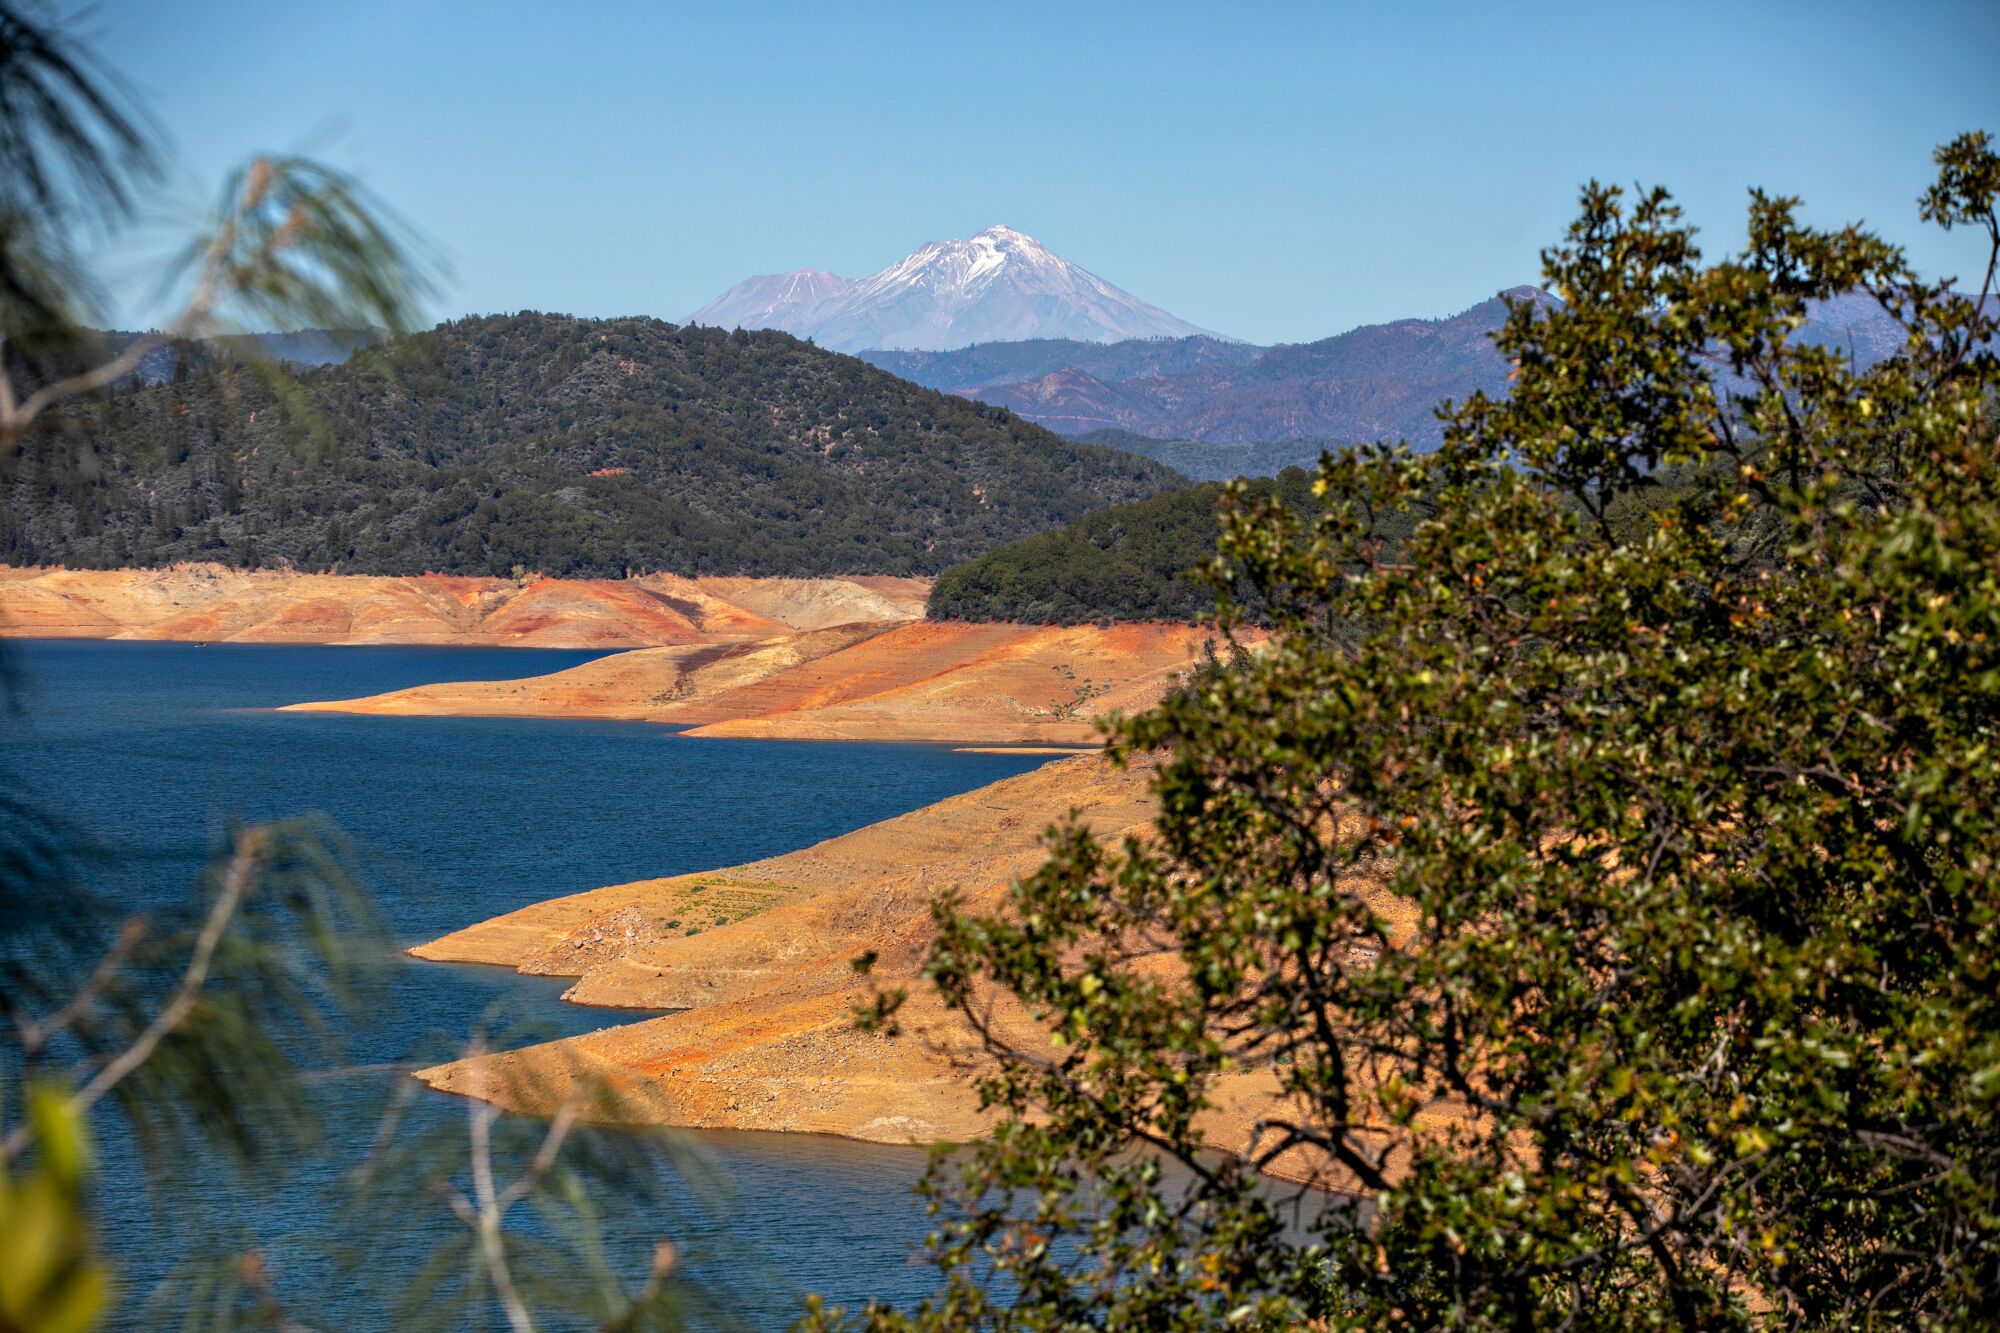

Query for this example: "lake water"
[0,639,1055,1329]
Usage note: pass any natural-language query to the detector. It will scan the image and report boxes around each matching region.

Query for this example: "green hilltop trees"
[3,313,1179,579]
[817,134,2000,1331]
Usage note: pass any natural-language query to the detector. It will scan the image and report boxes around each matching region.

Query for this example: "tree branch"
[2,827,266,1163]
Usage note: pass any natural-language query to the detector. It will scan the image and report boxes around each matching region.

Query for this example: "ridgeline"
[3,314,1180,578]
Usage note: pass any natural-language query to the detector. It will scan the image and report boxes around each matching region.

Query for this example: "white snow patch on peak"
[962,232,1010,286]
[689,225,1224,351]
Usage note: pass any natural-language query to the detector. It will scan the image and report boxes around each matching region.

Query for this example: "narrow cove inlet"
[0,639,1058,1328]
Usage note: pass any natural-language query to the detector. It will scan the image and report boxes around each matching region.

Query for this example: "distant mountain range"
[688,225,1219,352]
[859,289,1548,447]
[865,287,1935,449]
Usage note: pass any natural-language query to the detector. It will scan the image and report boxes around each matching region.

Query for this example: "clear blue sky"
[85,0,1999,344]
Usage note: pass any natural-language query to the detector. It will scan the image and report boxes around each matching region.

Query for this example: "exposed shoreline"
[282,618,1227,746]
[0,563,931,649]
[245,583,1260,1160]
[19,564,1315,1178]
[406,755,1155,1145]
[405,753,1347,1188]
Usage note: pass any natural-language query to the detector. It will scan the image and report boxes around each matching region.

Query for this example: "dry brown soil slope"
[0,565,928,649]
[286,622,903,723]
[414,755,1157,1146]
[690,575,930,630]
[413,753,1378,1188]
[287,620,1226,745]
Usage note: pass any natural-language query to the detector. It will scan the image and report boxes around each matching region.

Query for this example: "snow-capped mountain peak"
[689,226,1219,352]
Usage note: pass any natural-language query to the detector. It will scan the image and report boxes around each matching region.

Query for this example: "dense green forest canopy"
[2,313,1182,577]
[927,470,1323,624]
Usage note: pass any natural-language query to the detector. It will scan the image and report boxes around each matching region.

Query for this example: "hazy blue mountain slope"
[874,287,1947,447]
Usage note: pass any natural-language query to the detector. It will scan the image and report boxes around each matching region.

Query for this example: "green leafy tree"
[811,134,2000,1330]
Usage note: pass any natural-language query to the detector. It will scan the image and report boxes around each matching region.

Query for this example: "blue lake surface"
[0,638,1054,1329]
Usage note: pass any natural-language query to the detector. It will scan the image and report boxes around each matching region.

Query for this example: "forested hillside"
[3,314,1180,577]
[927,470,1321,624]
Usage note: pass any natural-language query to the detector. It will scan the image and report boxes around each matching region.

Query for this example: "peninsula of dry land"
[286,618,1226,745]
[412,754,1381,1188]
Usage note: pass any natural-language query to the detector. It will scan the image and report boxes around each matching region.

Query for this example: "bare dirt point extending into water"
[6,564,1228,746]
[953,745,1098,755]
[285,619,1229,746]
[0,564,930,648]
[413,756,1158,1144]
[415,753,1383,1188]
[412,756,1285,1171]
